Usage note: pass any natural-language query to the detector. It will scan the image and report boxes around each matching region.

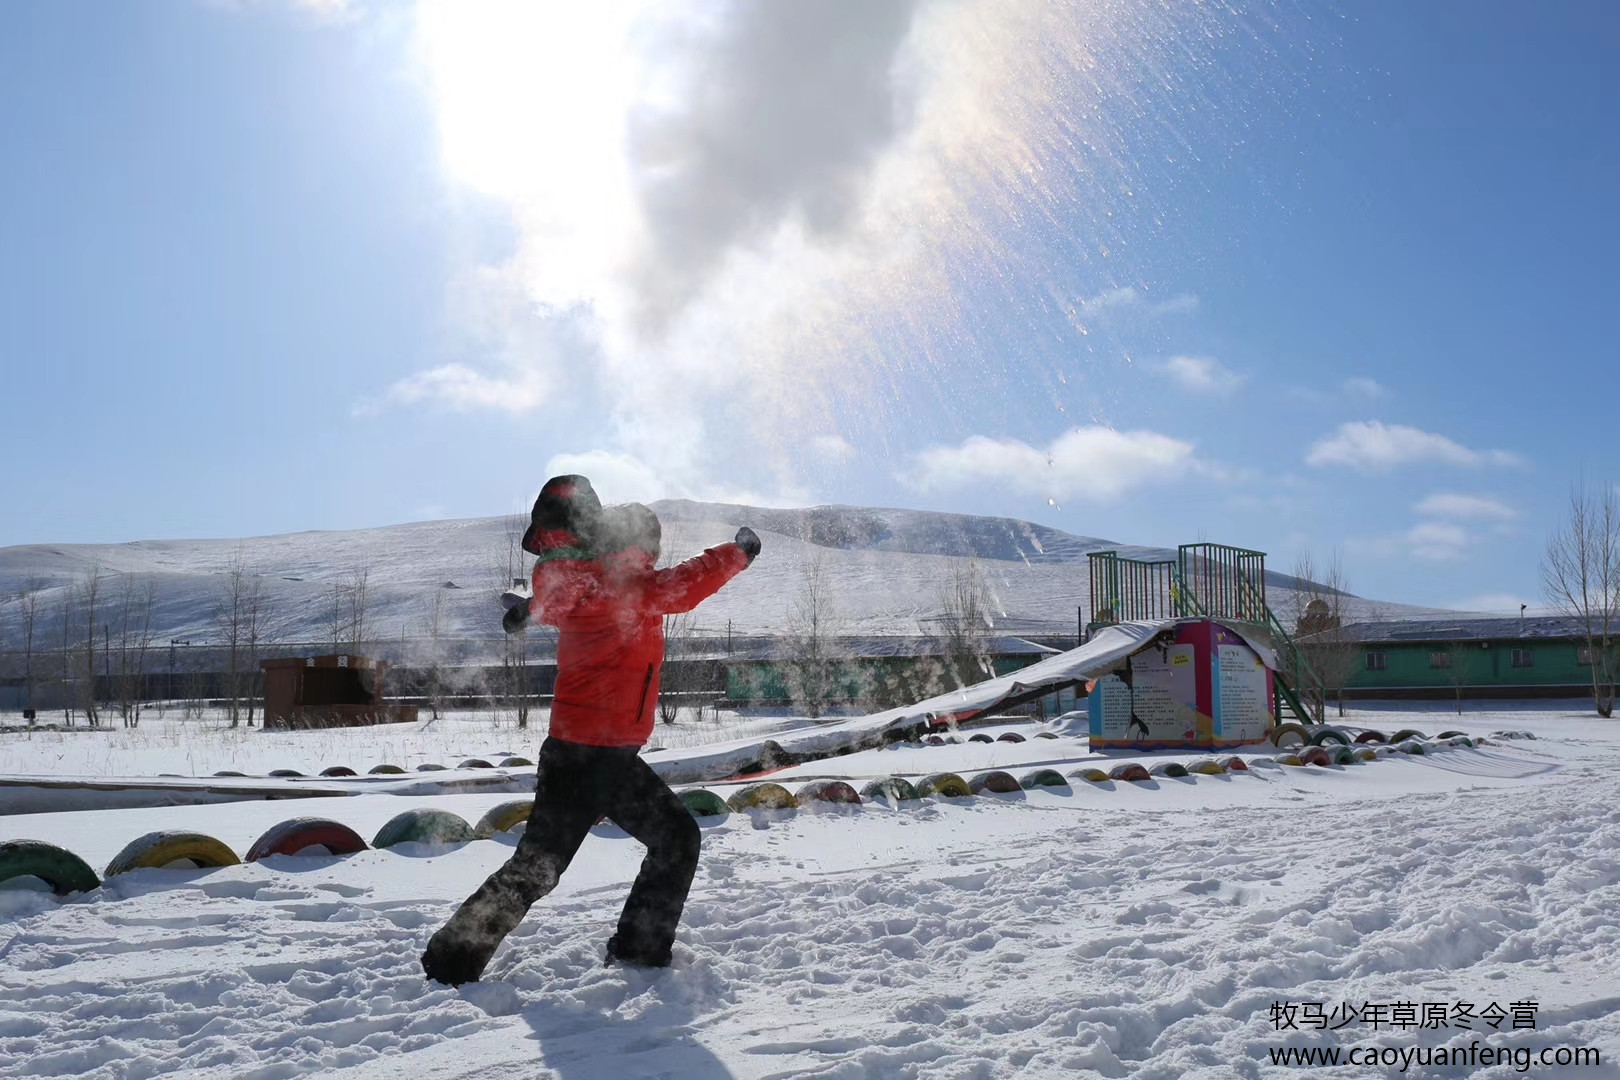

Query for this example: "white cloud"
[1342,377,1385,399]
[361,362,547,416]
[1413,493,1517,521]
[1076,286,1199,318]
[904,426,1197,501]
[1162,355,1244,395]
[1405,521,1471,561]
[1306,421,1524,471]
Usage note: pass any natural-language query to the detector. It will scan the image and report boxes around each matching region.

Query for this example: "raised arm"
[646,533,756,614]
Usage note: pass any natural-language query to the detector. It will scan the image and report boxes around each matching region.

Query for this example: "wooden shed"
[260,654,418,729]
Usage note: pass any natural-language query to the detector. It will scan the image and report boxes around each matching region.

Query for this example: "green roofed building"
[1329,616,1607,699]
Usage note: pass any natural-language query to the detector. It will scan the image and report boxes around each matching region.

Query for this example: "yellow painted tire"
[1187,758,1227,775]
[1273,753,1305,767]
[474,799,535,838]
[916,772,973,798]
[104,831,241,877]
[1070,767,1112,783]
[725,782,799,812]
[1269,723,1310,748]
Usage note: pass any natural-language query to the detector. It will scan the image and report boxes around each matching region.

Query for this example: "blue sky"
[3,0,1616,612]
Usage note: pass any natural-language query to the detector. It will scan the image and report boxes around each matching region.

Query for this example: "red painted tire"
[319,766,357,777]
[796,780,862,805]
[1297,746,1333,767]
[1109,763,1152,782]
[968,770,1021,794]
[245,818,368,861]
[369,764,406,775]
[1353,730,1387,744]
[1216,755,1249,772]
[458,758,494,770]
[996,732,1026,743]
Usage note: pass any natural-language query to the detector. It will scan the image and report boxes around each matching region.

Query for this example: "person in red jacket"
[421,476,759,986]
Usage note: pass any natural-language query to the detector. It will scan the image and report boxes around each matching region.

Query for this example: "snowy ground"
[3,703,1618,1078]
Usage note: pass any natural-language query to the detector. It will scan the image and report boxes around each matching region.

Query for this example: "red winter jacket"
[528,542,750,747]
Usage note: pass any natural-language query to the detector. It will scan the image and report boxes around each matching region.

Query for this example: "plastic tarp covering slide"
[648,619,1277,784]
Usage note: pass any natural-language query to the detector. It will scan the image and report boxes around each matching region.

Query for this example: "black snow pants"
[420,736,700,985]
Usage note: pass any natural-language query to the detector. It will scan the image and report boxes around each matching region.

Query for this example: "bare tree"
[493,513,532,728]
[786,551,842,717]
[938,558,993,690]
[79,568,103,726]
[322,567,372,655]
[1290,550,1359,718]
[215,550,273,728]
[17,575,43,719]
[1542,483,1620,717]
[654,526,703,726]
[56,581,76,725]
[421,586,452,721]
[111,574,156,727]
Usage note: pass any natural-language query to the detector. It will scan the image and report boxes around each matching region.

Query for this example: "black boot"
[421,927,492,986]
[603,933,671,969]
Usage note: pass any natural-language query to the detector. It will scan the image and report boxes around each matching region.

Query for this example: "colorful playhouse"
[1083,543,1318,751]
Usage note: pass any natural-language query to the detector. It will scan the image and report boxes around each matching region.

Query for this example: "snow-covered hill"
[0,502,1436,650]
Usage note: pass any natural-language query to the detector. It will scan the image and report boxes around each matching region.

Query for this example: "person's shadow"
[471,969,739,1079]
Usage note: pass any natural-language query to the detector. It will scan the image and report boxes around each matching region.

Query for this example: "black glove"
[502,602,530,635]
[734,526,761,564]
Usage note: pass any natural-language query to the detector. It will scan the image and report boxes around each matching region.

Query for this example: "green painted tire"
[1394,739,1426,755]
[1149,761,1190,778]
[968,770,1021,794]
[458,758,494,770]
[1269,723,1310,748]
[319,765,357,777]
[105,831,241,877]
[499,756,533,768]
[996,732,1026,744]
[916,772,973,798]
[1187,758,1226,775]
[245,818,367,861]
[1109,763,1152,782]
[1390,729,1429,744]
[726,783,799,812]
[678,789,730,819]
[1034,731,1060,740]
[1353,730,1388,744]
[1019,769,1069,789]
[473,799,535,837]
[1309,727,1352,746]
[796,780,862,805]
[0,840,100,896]
[861,777,921,804]
[368,764,406,775]
[1436,730,1467,740]
[268,769,304,778]
[1071,767,1113,783]
[967,733,994,744]
[1330,745,1357,765]
[213,770,247,777]
[1450,735,1476,748]
[371,809,475,849]
[416,763,447,772]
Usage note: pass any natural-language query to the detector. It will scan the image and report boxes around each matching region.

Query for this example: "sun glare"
[414,0,649,302]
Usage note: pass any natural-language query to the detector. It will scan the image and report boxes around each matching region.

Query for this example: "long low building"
[1332,615,1609,699]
